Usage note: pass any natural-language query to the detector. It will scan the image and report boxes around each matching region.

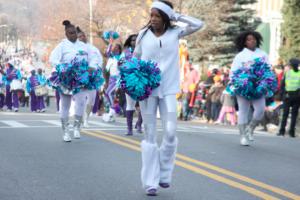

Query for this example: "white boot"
[102,108,116,122]
[83,104,92,128]
[109,108,116,122]
[141,140,160,192]
[159,137,178,185]
[246,120,260,141]
[102,113,110,122]
[61,118,71,142]
[83,119,89,128]
[240,135,249,146]
[238,124,249,146]
[73,115,82,139]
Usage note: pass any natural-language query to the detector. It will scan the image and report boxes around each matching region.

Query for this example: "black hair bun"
[62,20,71,26]
[76,26,82,33]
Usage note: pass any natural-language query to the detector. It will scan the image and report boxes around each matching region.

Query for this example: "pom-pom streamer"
[48,58,104,95]
[118,57,161,101]
[227,58,277,100]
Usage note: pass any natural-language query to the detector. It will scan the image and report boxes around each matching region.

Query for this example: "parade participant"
[26,69,39,112]
[229,31,277,146]
[92,90,101,115]
[77,26,103,127]
[20,72,29,108]
[134,0,203,195]
[37,68,47,112]
[122,34,143,135]
[277,58,300,137]
[3,61,22,112]
[49,20,99,142]
[0,68,5,110]
[102,41,122,122]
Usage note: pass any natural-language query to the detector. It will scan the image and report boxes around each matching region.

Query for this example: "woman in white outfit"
[231,31,270,146]
[49,20,98,142]
[76,26,103,127]
[102,43,122,122]
[134,0,204,196]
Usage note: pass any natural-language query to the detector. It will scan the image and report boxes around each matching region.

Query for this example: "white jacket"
[49,39,99,69]
[231,48,270,72]
[135,14,203,98]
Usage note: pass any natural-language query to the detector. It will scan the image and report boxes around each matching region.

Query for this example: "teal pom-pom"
[103,31,119,41]
[103,31,110,40]
[86,68,105,90]
[48,58,104,94]
[119,57,161,101]
[227,58,277,100]
[112,31,119,39]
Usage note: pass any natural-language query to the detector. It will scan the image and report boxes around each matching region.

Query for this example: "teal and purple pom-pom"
[118,57,161,101]
[103,31,120,41]
[227,58,277,100]
[103,32,110,40]
[48,58,104,94]
[86,68,105,90]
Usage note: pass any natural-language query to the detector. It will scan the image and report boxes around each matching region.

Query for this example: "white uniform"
[50,39,98,69]
[231,47,269,125]
[49,39,98,141]
[105,57,119,77]
[231,48,269,145]
[135,14,203,191]
[231,48,269,72]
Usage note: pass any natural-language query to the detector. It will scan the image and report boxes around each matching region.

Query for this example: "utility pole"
[89,0,93,44]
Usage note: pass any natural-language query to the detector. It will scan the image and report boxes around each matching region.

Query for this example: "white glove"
[170,12,182,21]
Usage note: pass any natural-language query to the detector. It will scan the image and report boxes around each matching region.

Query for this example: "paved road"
[0,111,300,200]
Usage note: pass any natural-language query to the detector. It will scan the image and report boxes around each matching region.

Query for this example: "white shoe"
[109,108,116,115]
[83,120,89,128]
[103,113,115,122]
[109,114,115,122]
[240,135,249,146]
[74,128,81,139]
[63,133,71,142]
[102,113,109,122]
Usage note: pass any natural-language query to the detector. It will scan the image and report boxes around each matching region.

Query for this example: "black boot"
[126,110,134,136]
[289,129,295,138]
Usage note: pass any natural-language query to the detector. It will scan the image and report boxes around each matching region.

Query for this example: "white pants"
[237,96,265,125]
[60,91,88,119]
[85,90,97,106]
[139,95,178,190]
[126,94,136,111]
[82,90,97,123]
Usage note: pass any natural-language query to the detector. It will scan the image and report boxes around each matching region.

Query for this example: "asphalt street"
[0,108,300,200]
